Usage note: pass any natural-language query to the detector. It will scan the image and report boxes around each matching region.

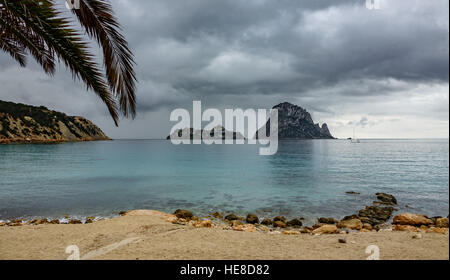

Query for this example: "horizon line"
[111,138,450,141]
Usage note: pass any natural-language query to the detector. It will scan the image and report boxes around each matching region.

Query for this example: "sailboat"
[351,128,361,143]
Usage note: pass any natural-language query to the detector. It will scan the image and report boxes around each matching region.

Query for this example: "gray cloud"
[0,0,448,139]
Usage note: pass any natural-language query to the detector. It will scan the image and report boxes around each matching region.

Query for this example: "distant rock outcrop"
[167,126,245,140]
[256,102,335,139]
[0,100,109,144]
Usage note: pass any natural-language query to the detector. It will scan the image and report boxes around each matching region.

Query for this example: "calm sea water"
[0,139,448,224]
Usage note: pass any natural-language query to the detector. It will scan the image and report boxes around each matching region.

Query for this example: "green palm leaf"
[0,0,137,125]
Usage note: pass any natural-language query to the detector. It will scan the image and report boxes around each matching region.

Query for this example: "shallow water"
[0,139,448,224]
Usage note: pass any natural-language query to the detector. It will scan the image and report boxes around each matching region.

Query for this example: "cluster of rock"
[338,192,398,229]
[0,216,98,227]
[392,213,449,234]
[163,193,449,236]
[2,195,448,238]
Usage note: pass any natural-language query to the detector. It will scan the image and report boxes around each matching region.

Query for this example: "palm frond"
[72,0,137,118]
[0,7,55,74]
[2,0,119,125]
[0,32,26,67]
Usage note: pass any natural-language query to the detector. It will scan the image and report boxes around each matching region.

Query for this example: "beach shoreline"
[0,209,448,260]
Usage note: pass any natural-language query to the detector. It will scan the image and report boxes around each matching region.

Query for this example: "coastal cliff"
[256,102,335,139]
[0,100,109,144]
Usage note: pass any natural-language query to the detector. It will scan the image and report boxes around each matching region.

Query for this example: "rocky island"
[167,126,246,140]
[0,100,109,144]
[257,102,334,139]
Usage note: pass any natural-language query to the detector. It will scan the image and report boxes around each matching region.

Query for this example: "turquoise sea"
[0,139,448,224]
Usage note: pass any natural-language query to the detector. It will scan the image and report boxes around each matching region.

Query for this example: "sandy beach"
[0,210,448,260]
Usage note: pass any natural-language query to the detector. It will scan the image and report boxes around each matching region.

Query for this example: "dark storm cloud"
[107,0,449,113]
[0,0,448,138]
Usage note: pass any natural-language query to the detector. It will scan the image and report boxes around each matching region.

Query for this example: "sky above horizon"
[0,0,448,139]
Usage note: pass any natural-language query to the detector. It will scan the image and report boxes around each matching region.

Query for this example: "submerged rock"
[346,191,360,195]
[376,193,397,205]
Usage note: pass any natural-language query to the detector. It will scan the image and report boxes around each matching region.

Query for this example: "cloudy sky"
[0,0,448,139]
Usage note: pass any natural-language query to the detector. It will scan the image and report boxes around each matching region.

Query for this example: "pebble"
[338,238,347,244]
[412,233,423,239]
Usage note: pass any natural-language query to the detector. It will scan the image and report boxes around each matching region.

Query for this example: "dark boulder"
[346,191,360,195]
[286,219,303,227]
[376,193,397,205]
[358,206,395,226]
[273,216,287,223]
[174,209,194,219]
[273,221,287,228]
[246,214,259,224]
[318,217,339,224]
[261,218,273,226]
[342,215,359,221]
[225,214,240,221]
[211,212,223,219]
